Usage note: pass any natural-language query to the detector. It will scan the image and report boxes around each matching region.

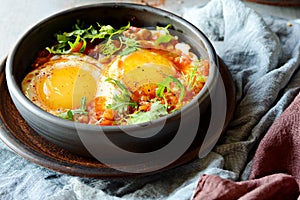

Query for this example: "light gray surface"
[1,0,300,199]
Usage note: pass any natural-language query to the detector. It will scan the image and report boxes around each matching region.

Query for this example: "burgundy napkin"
[192,174,298,200]
[249,91,300,186]
[192,91,300,200]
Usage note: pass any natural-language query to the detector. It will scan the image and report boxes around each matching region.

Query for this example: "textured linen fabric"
[1,0,300,199]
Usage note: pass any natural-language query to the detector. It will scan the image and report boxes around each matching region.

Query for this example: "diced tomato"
[94,96,106,120]
[174,56,192,70]
[102,109,114,121]
[138,104,151,112]
[71,41,83,53]
[99,119,113,126]
[132,83,157,103]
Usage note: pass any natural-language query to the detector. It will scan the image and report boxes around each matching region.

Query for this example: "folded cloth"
[249,90,300,186]
[192,91,300,200]
[192,173,299,200]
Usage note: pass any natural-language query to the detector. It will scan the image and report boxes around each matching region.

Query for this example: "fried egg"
[108,49,177,92]
[22,54,104,114]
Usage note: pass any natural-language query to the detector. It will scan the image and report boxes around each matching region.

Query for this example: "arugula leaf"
[105,78,137,114]
[46,44,68,55]
[127,102,168,124]
[156,76,185,107]
[58,96,88,120]
[105,78,130,96]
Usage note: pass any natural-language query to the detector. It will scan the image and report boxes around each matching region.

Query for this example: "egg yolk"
[122,49,175,73]
[36,66,97,110]
[119,49,177,91]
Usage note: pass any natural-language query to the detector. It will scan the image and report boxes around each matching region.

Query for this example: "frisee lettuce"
[46,21,131,54]
[126,102,168,125]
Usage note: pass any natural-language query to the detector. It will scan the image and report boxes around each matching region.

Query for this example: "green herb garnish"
[127,101,168,125]
[105,78,137,113]
[156,76,185,107]
[46,21,131,54]
[119,37,140,56]
[58,96,88,120]
[155,24,173,46]
[67,35,87,53]
[100,36,140,57]
[99,39,122,57]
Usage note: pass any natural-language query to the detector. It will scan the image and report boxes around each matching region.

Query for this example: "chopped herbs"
[105,76,186,125]
[155,24,173,46]
[105,78,137,113]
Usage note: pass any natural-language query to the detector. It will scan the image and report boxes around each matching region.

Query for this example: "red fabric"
[249,93,300,186]
[193,174,298,200]
[192,92,300,200]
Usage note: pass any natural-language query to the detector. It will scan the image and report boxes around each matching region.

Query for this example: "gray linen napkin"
[1,0,300,199]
